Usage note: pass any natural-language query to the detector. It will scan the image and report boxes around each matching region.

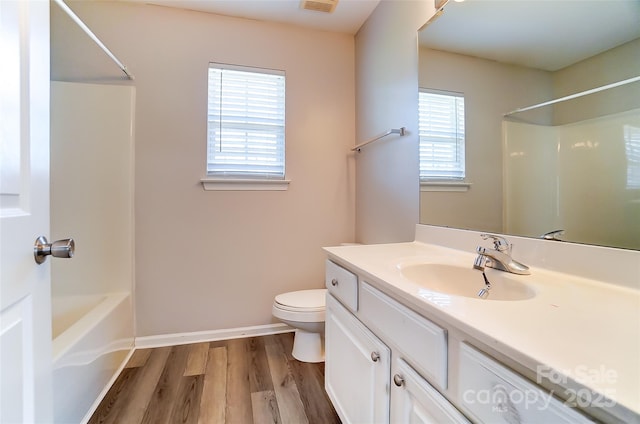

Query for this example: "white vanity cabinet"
[325,260,464,424]
[325,294,390,423]
[324,258,598,424]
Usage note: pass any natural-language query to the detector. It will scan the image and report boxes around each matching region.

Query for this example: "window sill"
[421,181,471,192]
[200,178,290,191]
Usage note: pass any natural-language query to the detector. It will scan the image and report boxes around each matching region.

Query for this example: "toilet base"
[291,329,325,363]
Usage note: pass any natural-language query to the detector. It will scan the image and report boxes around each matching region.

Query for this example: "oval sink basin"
[398,263,535,301]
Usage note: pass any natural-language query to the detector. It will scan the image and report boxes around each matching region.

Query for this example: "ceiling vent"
[300,0,338,13]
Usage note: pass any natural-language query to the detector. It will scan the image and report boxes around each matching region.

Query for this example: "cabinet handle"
[393,374,405,387]
[492,384,521,423]
[331,278,338,286]
[370,351,380,362]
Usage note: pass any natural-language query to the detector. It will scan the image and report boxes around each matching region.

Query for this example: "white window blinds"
[624,125,640,189]
[207,63,286,179]
[418,90,465,180]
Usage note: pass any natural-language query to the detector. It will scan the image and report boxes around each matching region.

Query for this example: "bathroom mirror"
[418,0,640,250]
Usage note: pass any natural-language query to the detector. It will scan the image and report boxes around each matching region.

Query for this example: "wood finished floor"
[89,332,340,424]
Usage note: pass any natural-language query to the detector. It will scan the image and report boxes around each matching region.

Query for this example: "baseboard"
[134,323,294,349]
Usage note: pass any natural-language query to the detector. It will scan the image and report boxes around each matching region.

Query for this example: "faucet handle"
[480,233,511,252]
[473,248,488,270]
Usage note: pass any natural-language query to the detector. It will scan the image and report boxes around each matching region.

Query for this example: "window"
[418,90,466,181]
[624,125,640,189]
[204,63,286,189]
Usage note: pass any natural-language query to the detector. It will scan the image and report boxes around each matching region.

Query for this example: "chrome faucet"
[473,234,530,275]
[541,229,565,241]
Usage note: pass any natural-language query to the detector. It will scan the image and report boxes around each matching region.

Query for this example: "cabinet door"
[391,358,470,424]
[325,294,390,424]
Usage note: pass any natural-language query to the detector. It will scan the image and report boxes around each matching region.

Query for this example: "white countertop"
[323,240,640,422]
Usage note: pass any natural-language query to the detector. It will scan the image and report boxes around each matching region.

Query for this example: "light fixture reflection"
[418,288,452,307]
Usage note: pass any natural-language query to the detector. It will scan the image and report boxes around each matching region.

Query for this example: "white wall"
[353,0,432,244]
[417,48,552,232]
[553,38,640,125]
[51,2,356,337]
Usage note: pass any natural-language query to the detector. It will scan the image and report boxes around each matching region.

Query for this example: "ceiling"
[419,0,640,71]
[118,0,640,69]
[122,0,381,34]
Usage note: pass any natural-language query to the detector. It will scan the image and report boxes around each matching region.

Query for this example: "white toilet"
[272,288,327,363]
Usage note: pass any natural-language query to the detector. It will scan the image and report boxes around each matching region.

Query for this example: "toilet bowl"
[272,289,327,363]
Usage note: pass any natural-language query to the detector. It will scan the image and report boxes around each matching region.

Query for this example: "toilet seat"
[274,289,326,312]
[272,289,327,322]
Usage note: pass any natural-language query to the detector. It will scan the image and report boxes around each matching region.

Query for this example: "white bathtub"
[52,293,134,424]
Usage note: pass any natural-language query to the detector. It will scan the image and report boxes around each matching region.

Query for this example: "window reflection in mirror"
[418,90,466,182]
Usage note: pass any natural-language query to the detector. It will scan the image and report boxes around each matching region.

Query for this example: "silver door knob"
[331,278,338,286]
[34,236,75,264]
[371,351,380,362]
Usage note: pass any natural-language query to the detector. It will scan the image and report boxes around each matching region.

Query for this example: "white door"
[325,294,391,424]
[0,1,53,422]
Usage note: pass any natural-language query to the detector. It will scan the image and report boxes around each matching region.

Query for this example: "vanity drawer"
[457,343,593,423]
[325,260,358,312]
[359,282,447,390]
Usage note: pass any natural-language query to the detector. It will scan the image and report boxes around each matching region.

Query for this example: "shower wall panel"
[504,109,640,249]
[50,82,135,297]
